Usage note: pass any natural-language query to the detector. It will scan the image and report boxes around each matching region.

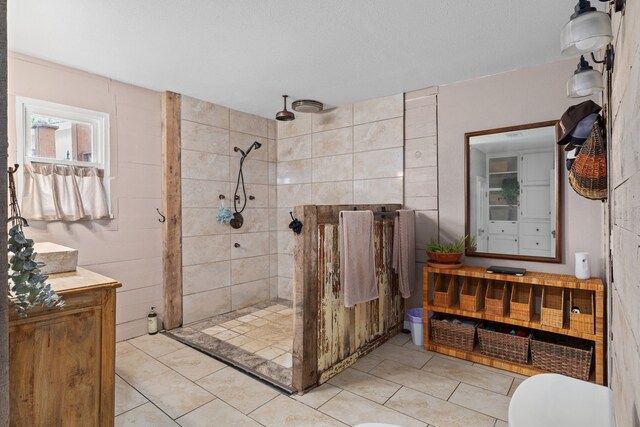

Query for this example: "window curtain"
[22,163,110,221]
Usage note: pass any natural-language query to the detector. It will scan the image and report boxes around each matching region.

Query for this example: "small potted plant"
[421,236,476,268]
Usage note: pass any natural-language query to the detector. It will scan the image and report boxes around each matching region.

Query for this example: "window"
[16,97,112,220]
[17,97,109,168]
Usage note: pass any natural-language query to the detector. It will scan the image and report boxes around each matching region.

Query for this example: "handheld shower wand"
[233,141,262,158]
[230,141,263,228]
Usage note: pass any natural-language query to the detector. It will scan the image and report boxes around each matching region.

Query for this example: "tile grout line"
[124,339,220,395]
[171,397,220,423]
[344,359,471,409]
[446,380,463,401]
[113,374,149,418]
[243,393,281,425]
[316,389,380,426]
[363,360,462,402]
[319,388,429,427]
[389,383,500,426]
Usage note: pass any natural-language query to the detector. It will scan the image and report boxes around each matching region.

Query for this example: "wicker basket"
[568,118,607,200]
[433,274,458,308]
[531,336,593,381]
[510,283,533,321]
[477,327,530,364]
[541,287,564,328]
[460,277,485,312]
[570,289,594,334]
[485,281,508,316]
[431,316,477,351]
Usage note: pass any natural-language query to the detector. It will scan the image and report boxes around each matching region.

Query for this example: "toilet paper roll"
[575,252,590,280]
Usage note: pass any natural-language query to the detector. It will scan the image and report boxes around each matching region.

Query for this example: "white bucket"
[406,308,423,347]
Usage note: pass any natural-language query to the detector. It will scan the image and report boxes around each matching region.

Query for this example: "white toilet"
[509,373,616,427]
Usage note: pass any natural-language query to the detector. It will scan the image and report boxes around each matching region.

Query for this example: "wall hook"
[219,194,225,200]
[156,208,166,223]
[289,212,303,234]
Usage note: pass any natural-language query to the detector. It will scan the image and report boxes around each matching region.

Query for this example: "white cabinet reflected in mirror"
[465,121,561,263]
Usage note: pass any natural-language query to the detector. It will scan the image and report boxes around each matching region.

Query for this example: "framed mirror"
[465,121,561,263]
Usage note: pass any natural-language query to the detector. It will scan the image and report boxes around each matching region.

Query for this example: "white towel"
[392,209,416,299]
[339,210,378,307]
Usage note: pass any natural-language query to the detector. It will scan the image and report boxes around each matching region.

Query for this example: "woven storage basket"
[541,287,564,328]
[569,118,607,200]
[485,281,509,316]
[510,283,533,321]
[433,274,458,308]
[531,336,593,381]
[477,328,530,364]
[460,277,485,312]
[431,317,477,351]
[570,289,595,334]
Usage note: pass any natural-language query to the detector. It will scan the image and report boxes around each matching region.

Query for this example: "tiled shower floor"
[165,299,294,391]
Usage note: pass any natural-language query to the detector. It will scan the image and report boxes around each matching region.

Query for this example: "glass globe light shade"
[561,10,613,55]
[567,68,604,97]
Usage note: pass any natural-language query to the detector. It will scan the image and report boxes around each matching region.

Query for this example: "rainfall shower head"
[275,95,295,121]
[233,141,262,158]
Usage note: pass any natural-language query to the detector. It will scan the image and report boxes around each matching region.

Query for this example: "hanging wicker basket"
[568,119,607,200]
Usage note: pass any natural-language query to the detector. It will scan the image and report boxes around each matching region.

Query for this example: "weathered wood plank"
[162,91,182,330]
[292,205,318,391]
[315,206,404,384]
[294,204,403,389]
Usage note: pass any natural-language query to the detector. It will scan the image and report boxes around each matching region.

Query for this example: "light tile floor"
[116,332,522,426]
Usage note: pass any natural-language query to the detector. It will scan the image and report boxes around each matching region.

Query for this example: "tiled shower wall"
[403,87,439,309]
[180,96,279,324]
[275,94,405,299]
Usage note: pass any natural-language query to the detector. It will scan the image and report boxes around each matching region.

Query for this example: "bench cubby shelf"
[423,266,606,385]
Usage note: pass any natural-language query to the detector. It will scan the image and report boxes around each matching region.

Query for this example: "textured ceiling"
[8,0,597,118]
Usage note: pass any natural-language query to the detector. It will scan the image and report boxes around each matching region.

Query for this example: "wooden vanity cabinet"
[9,268,121,427]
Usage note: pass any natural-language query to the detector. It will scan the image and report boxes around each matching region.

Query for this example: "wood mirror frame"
[464,120,562,263]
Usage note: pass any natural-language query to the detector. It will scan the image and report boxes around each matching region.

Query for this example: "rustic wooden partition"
[292,204,404,391]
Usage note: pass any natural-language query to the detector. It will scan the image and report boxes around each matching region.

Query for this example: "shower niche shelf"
[423,266,606,384]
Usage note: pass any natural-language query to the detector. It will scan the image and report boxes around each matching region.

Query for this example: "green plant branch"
[419,235,476,253]
[8,225,64,317]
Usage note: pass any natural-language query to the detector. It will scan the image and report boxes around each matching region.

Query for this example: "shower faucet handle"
[249,195,255,200]
[234,243,241,248]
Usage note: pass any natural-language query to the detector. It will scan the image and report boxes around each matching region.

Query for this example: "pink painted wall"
[436,59,604,277]
[8,52,163,340]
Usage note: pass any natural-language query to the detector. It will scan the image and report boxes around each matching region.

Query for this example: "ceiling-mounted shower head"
[292,99,323,113]
[275,95,295,121]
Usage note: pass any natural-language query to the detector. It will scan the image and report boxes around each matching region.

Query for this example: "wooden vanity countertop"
[46,266,122,295]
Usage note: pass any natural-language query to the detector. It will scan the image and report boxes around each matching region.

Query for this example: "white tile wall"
[276,94,405,297]
[403,88,439,309]
[180,96,278,323]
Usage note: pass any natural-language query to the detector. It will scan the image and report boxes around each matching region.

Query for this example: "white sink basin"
[33,242,78,275]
